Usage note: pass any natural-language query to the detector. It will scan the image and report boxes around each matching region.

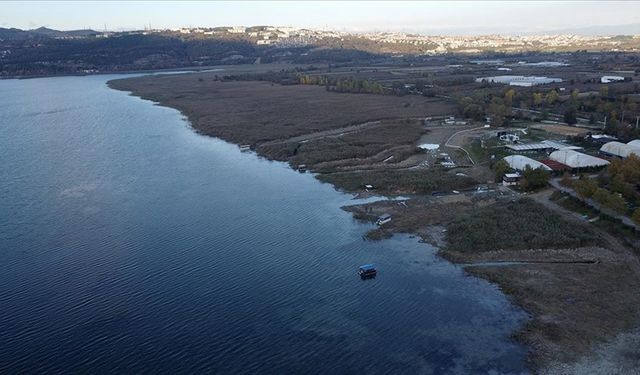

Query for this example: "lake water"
[0,74,528,374]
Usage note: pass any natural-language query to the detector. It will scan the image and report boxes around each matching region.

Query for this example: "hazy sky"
[2,1,640,34]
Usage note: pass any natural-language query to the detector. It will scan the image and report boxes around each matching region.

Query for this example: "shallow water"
[0,74,528,374]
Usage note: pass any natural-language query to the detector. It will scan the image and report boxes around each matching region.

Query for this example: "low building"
[476,75,562,86]
[505,140,581,153]
[503,173,521,186]
[627,139,640,148]
[499,133,520,142]
[550,150,609,169]
[601,76,625,84]
[376,214,392,226]
[503,155,552,171]
[599,141,640,158]
[540,159,570,172]
[588,134,617,144]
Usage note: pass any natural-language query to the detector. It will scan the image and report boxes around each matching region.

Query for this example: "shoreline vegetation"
[108,69,640,373]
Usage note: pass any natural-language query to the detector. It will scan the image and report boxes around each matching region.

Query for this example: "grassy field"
[108,73,455,145]
[446,198,601,252]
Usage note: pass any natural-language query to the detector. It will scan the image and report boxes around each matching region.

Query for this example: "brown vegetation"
[318,169,476,195]
[445,199,600,253]
[256,119,426,166]
[108,73,454,145]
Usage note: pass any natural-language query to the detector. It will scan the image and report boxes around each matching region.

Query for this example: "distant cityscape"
[67,25,640,53]
[27,26,640,55]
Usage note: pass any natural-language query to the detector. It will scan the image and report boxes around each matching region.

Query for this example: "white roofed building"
[475,75,562,86]
[550,150,609,169]
[600,141,640,158]
[503,155,551,171]
[601,76,625,83]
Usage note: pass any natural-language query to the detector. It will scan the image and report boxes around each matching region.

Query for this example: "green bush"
[446,199,600,252]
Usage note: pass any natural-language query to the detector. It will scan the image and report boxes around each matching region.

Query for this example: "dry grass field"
[109,73,455,145]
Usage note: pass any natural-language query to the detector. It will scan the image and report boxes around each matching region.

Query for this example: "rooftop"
[505,140,581,152]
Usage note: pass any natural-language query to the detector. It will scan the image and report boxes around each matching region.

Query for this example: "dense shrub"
[446,199,601,252]
[521,166,549,191]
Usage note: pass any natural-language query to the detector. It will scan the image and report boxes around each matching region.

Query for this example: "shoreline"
[1,62,312,80]
[107,72,640,373]
[0,65,222,80]
[341,193,640,372]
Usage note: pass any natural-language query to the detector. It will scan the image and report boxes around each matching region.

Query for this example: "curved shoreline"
[107,72,640,373]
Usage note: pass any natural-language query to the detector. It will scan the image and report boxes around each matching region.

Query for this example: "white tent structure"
[503,155,551,171]
[627,140,640,148]
[550,150,609,169]
[600,141,640,158]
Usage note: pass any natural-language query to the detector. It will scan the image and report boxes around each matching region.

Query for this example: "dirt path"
[313,145,426,172]
[548,178,640,231]
[444,126,487,165]
[258,120,383,147]
[530,188,630,254]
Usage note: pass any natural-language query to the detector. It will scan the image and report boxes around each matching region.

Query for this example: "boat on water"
[358,264,377,278]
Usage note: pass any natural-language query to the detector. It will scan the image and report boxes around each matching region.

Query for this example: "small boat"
[239,144,252,152]
[297,164,307,173]
[358,264,377,278]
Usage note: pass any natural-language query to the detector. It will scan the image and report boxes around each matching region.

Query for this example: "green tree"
[504,89,516,107]
[546,90,559,105]
[564,107,578,125]
[487,97,509,126]
[541,109,549,120]
[605,193,628,214]
[571,88,580,102]
[493,159,510,183]
[560,172,573,187]
[573,176,598,198]
[592,187,610,205]
[521,166,549,191]
[533,92,543,106]
[463,104,485,121]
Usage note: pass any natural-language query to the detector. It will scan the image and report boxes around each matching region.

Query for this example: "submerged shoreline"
[107,72,640,373]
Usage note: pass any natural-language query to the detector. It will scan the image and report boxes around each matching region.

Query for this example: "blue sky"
[2,1,640,34]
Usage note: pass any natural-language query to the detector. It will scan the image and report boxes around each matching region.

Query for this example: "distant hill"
[29,27,99,38]
[0,26,99,41]
[0,27,33,41]
[1,24,639,78]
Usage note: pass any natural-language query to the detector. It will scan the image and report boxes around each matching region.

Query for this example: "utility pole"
[603,115,607,131]
[636,116,639,130]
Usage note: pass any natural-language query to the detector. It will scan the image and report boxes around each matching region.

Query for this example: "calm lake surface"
[0,74,528,374]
